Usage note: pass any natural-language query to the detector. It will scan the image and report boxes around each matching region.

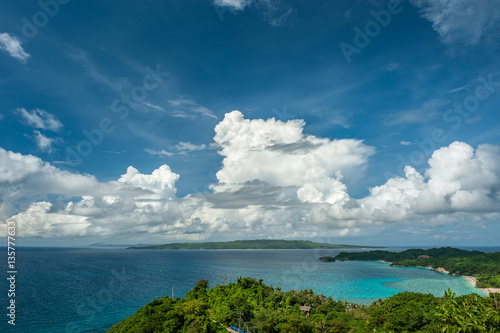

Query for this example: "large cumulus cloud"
[213,111,374,204]
[0,148,185,238]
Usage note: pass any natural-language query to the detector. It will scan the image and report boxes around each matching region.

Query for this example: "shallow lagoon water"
[0,247,493,332]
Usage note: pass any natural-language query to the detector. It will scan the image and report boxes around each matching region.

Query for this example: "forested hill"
[108,277,500,332]
[335,247,500,288]
[128,239,380,250]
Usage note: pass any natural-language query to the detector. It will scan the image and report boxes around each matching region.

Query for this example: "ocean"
[1,246,498,333]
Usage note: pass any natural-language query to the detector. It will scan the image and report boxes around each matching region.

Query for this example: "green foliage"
[128,239,380,250]
[336,247,500,288]
[435,289,500,332]
[366,292,440,332]
[108,278,500,333]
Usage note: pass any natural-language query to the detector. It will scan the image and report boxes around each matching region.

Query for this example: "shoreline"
[428,268,494,295]
[462,275,500,295]
[378,261,498,295]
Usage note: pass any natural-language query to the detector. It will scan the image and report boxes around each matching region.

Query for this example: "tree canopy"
[108,277,500,333]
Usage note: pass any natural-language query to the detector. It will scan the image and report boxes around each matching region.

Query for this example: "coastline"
[428,268,492,295]
[379,261,497,296]
[462,275,500,295]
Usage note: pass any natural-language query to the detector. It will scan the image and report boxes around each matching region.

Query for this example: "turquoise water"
[0,247,494,333]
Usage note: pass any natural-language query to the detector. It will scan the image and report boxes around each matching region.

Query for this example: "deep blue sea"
[1,246,498,333]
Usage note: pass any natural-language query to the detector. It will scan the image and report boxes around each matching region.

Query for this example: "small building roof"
[300,306,311,311]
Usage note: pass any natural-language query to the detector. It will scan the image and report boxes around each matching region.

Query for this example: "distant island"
[128,239,381,250]
[88,243,159,248]
[334,247,500,289]
[318,256,336,262]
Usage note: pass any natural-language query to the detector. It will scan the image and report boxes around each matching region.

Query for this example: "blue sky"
[1,0,500,246]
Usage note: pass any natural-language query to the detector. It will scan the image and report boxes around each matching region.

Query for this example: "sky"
[0,0,499,247]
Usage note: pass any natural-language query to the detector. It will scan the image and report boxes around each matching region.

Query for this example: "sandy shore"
[432,267,450,274]
[411,266,499,295]
[482,288,500,295]
[462,275,477,287]
[377,262,499,295]
[461,276,500,295]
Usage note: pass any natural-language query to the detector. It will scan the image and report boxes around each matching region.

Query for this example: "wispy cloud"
[0,33,30,63]
[385,99,448,126]
[383,62,401,71]
[214,0,252,11]
[145,149,174,157]
[411,0,500,46]
[167,96,197,107]
[143,102,166,112]
[213,0,295,27]
[400,141,413,146]
[66,47,129,92]
[447,83,475,94]
[167,96,218,119]
[146,142,209,157]
[16,108,63,132]
[33,130,56,153]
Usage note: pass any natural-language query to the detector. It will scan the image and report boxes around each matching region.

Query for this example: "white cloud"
[447,82,475,94]
[0,148,182,238]
[385,99,448,125]
[255,0,295,27]
[143,102,166,112]
[1,112,499,242]
[167,96,197,107]
[213,0,295,27]
[7,202,91,238]
[33,131,56,153]
[0,33,30,63]
[411,0,500,46]
[0,147,100,206]
[167,96,217,119]
[383,62,401,71]
[400,141,413,146]
[319,142,500,225]
[146,142,208,157]
[145,149,175,157]
[176,142,207,154]
[17,108,63,132]
[118,165,179,199]
[213,111,374,204]
[214,0,252,11]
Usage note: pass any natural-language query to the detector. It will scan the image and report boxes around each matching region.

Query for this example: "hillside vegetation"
[128,239,379,250]
[108,277,500,333]
[335,247,500,288]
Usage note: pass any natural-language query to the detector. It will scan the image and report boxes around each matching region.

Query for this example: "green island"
[128,239,380,250]
[108,277,500,333]
[318,256,336,262]
[334,247,500,288]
